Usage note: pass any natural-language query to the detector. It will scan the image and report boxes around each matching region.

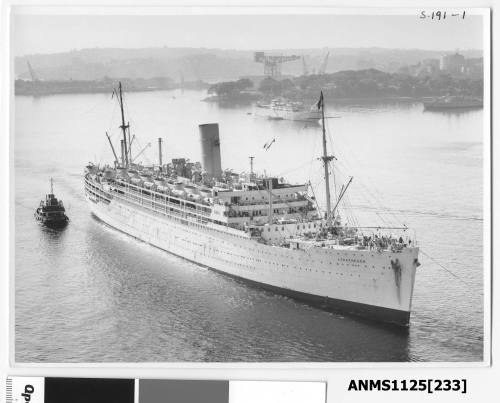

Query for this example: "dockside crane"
[254,52,301,79]
[27,61,39,82]
[319,52,330,75]
[302,56,309,76]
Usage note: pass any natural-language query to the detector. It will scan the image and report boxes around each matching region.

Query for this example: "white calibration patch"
[7,377,45,403]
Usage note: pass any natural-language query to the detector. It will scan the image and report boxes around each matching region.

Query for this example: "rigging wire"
[341,192,360,227]
[334,154,402,227]
[275,157,318,179]
[332,160,390,228]
[324,106,339,200]
[419,249,470,286]
[320,116,390,221]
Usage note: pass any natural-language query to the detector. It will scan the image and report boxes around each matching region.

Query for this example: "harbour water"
[14,90,484,362]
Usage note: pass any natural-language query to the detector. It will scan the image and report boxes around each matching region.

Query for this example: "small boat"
[423,95,483,110]
[34,178,69,228]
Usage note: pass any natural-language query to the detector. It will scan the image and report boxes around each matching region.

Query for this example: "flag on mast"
[317,91,324,110]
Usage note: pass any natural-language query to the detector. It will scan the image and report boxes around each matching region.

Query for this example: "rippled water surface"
[15,90,485,362]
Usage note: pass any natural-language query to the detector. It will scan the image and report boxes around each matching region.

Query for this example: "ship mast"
[267,178,273,224]
[105,131,119,167]
[116,82,129,168]
[318,91,335,225]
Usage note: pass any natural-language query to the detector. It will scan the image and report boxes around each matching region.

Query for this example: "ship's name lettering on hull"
[339,258,366,264]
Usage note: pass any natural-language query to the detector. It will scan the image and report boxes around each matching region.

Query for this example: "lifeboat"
[86,164,98,175]
[130,177,143,186]
[139,171,152,181]
[156,184,170,194]
[143,181,156,190]
[153,177,165,186]
[116,167,130,181]
[171,188,187,198]
[103,168,116,180]
[188,194,202,202]
[184,185,199,195]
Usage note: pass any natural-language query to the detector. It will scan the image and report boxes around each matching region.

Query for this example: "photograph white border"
[0,0,495,391]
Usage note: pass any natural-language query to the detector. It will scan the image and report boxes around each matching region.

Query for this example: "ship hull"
[86,184,418,326]
[424,104,483,110]
[256,105,321,122]
[204,265,410,325]
[34,212,68,228]
[423,98,483,110]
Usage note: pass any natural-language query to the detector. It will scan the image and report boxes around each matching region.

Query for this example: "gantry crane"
[27,61,39,82]
[254,52,301,79]
[318,52,330,75]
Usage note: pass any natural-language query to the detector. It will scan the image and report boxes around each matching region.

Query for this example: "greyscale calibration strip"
[6,377,327,403]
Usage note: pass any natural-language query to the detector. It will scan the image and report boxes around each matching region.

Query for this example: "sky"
[12,12,485,56]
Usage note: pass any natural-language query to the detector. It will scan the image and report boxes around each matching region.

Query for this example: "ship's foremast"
[318,91,336,225]
[113,82,131,168]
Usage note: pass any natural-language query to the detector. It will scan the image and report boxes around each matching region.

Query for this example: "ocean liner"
[85,83,420,326]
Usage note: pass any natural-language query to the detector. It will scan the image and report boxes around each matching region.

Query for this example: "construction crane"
[319,52,330,75]
[302,56,309,76]
[254,52,300,79]
[26,61,39,82]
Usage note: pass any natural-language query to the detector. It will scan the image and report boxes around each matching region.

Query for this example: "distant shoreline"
[14,79,209,97]
[14,89,422,103]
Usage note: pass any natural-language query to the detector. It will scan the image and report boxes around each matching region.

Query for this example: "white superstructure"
[256,98,321,122]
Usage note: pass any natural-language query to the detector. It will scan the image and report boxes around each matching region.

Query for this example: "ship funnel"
[199,123,222,180]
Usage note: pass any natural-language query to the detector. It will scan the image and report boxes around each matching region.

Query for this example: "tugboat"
[34,178,69,228]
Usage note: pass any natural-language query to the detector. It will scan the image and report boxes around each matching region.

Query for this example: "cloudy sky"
[12,10,485,56]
